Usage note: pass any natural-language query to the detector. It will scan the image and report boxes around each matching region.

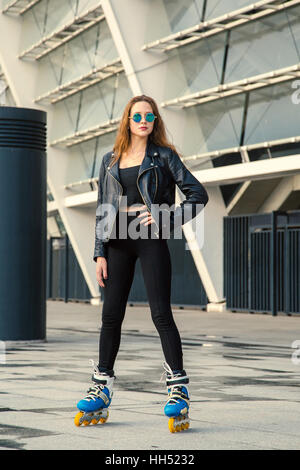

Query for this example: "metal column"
[0,106,47,340]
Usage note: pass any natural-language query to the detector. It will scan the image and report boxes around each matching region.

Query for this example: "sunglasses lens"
[146,113,155,122]
[133,113,142,122]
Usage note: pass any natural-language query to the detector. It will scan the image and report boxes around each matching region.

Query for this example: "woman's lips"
[139,126,147,130]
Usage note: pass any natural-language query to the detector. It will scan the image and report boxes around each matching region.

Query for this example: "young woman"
[75,95,209,432]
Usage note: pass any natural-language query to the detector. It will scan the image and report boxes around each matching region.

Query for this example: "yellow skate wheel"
[74,411,84,427]
[91,418,99,425]
[184,422,190,430]
[168,418,175,433]
[83,420,90,426]
[175,424,181,432]
[99,410,109,424]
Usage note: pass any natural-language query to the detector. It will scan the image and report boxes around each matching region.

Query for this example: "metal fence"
[47,234,208,308]
[47,235,91,302]
[224,210,300,315]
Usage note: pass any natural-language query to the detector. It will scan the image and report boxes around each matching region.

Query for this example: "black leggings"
[98,211,183,374]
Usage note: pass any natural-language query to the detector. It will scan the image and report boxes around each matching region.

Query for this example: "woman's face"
[128,101,155,139]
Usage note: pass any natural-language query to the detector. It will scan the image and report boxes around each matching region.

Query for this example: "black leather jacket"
[93,139,209,262]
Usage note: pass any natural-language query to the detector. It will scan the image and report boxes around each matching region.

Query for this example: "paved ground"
[0,300,300,450]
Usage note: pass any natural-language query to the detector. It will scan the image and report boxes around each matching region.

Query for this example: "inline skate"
[161,362,190,433]
[74,360,115,427]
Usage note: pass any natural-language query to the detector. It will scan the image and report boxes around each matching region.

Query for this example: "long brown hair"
[111,94,179,166]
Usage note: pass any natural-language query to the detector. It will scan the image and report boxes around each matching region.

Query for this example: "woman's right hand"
[96,257,108,287]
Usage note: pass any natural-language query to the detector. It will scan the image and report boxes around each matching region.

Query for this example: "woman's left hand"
[137,205,156,226]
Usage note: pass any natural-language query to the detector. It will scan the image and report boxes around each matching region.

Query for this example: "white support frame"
[35,58,124,104]
[19,4,105,60]
[1,0,41,15]
[64,177,98,191]
[161,63,300,109]
[194,155,300,186]
[183,135,300,167]
[258,174,300,213]
[50,117,121,147]
[142,0,300,53]
[63,137,300,197]
[0,64,8,103]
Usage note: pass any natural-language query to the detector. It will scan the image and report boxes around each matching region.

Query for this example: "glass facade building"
[1,0,300,310]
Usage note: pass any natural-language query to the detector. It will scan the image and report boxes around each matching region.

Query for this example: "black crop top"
[119,165,144,209]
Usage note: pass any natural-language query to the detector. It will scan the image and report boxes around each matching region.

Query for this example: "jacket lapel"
[138,139,155,177]
[108,139,156,184]
[108,152,120,183]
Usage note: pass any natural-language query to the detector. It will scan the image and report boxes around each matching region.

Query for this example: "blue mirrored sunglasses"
[129,112,156,123]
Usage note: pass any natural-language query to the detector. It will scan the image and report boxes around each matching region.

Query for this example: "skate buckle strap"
[168,389,190,407]
[160,361,189,385]
[85,385,110,405]
[166,376,189,386]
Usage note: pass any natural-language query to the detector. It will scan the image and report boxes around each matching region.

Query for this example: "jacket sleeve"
[164,148,209,233]
[93,156,108,262]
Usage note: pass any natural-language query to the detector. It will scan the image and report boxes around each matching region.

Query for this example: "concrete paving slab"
[0,300,300,450]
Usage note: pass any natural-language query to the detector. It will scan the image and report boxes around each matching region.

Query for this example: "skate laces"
[160,361,186,383]
[160,362,189,405]
[83,359,112,402]
[84,384,105,402]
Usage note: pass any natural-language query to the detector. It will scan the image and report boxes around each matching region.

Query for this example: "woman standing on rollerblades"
[75,95,209,432]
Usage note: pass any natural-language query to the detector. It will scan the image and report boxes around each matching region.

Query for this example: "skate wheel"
[83,420,90,426]
[74,411,84,427]
[99,409,109,424]
[168,418,175,433]
[91,418,99,425]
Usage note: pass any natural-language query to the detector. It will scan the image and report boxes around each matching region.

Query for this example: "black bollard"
[0,106,47,341]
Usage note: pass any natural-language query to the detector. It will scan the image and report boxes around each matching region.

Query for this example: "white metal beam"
[19,4,105,60]
[161,63,300,109]
[184,135,300,167]
[142,0,300,53]
[258,174,300,212]
[227,181,251,214]
[100,0,142,94]
[50,117,120,148]
[64,191,97,208]
[35,58,123,104]
[2,0,41,15]
[60,154,300,208]
[64,177,98,191]
[47,200,58,213]
[194,155,300,186]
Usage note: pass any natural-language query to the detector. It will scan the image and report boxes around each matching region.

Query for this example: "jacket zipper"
[137,167,159,236]
[107,169,123,240]
[153,165,158,203]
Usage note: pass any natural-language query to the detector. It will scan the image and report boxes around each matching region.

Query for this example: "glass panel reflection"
[162,0,254,33]
[225,6,300,82]
[245,82,300,145]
